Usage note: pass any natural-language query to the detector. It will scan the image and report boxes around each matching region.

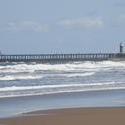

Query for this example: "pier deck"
[0,53,124,62]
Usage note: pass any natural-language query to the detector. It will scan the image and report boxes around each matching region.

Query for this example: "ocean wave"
[0,61,125,73]
[65,72,95,77]
[0,86,125,98]
[0,71,95,81]
[0,81,122,91]
[0,61,125,98]
[0,75,43,81]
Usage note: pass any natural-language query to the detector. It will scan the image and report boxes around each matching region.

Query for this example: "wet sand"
[0,107,125,125]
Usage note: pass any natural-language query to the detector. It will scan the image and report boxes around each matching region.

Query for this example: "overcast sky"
[0,0,125,54]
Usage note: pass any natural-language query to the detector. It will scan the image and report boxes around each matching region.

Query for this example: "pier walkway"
[0,53,123,62]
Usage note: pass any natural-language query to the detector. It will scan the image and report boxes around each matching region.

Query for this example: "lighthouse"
[120,43,124,53]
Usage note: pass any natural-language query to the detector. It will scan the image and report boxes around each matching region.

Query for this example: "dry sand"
[0,107,125,125]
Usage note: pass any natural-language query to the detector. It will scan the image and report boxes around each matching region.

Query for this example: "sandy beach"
[0,107,125,125]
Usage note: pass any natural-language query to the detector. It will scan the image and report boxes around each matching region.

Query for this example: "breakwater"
[0,53,125,62]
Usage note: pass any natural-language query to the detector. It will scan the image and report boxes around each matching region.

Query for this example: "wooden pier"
[0,43,124,63]
[0,53,124,63]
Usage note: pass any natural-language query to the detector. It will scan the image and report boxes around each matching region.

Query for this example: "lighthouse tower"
[120,43,124,53]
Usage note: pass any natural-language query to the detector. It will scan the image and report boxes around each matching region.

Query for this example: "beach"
[0,107,125,125]
[1,0,125,124]
[0,61,125,124]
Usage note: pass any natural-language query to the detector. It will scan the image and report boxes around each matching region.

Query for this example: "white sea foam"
[0,75,43,81]
[0,81,122,92]
[0,61,125,73]
[66,72,95,77]
[0,61,125,98]
[0,86,125,98]
[46,72,95,78]
[0,72,95,81]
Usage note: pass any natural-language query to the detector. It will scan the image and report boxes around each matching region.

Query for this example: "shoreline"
[0,88,125,118]
[0,106,125,125]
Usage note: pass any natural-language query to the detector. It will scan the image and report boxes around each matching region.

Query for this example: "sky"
[0,0,125,54]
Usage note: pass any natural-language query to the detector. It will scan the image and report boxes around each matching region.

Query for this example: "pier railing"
[0,53,119,62]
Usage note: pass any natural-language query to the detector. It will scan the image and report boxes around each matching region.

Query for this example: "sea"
[0,61,125,118]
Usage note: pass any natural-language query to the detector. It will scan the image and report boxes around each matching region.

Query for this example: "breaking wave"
[0,75,43,81]
[1,86,125,98]
[0,81,119,91]
[0,61,125,73]
[0,61,125,98]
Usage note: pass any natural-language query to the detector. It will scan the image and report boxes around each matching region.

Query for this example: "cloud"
[7,21,49,32]
[119,14,125,22]
[58,17,104,29]
[114,2,125,7]
[117,14,125,26]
